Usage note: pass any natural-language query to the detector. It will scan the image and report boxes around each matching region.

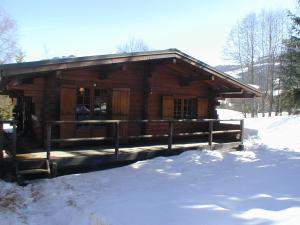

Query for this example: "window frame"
[76,86,110,126]
[173,97,197,119]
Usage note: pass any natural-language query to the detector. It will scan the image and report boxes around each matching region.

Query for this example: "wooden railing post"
[239,119,244,150]
[12,122,17,160]
[208,120,213,150]
[46,123,52,160]
[0,122,3,159]
[115,122,120,157]
[168,121,173,150]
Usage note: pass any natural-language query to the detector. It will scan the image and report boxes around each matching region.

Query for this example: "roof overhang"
[0,49,262,98]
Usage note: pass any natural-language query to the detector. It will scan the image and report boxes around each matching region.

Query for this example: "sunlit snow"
[1,111,300,225]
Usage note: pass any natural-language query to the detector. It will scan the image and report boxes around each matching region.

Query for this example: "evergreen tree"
[280,9,300,113]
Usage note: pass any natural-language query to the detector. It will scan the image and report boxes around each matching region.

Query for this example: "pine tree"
[280,9,300,114]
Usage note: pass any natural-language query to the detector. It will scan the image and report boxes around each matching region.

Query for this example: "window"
[173,98,196,119]
[76,87,91,121]
[93,89,109,119]
[76,87,109,125]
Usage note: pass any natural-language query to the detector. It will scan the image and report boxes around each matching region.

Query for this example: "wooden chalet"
[0,49,261,180]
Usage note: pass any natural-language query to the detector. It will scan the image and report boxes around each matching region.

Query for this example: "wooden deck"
[14,140,241,175]
[0,119,244,182]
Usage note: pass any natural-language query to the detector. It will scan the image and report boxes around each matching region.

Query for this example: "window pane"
[173,98,196,119]
[94,89,108,119]
[76,88,91,126]
[174,98,182,119]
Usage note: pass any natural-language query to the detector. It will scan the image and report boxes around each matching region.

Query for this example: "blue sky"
[1,0,296,66]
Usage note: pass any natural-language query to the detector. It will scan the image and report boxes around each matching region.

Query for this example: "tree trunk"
[262,93,265,117]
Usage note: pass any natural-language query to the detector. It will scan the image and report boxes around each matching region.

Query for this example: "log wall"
[6,61,218,144]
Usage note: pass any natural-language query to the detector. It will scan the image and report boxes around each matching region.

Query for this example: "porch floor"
[17,142,211,160]
[14,139,241,173]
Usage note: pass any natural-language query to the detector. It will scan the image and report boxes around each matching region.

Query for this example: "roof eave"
[0,49,262,97]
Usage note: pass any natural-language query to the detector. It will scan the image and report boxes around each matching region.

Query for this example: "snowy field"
[1,113,300,225]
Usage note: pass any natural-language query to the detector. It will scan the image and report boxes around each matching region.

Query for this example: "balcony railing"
[45,119,244,160]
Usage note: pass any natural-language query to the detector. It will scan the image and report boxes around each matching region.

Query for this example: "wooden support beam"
[153,64,213,85]
[46,123,52,160]
[52,136,111,143]
[12,123,17,159]
[208,120,213,150]
[239,119,244,150]
[220,89,244,95]
[142,61,153,134]
[168,121,173,150]
[48,118,243,124]
[115,122,120,157]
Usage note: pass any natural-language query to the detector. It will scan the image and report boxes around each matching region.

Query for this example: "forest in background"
[220,5,300,116]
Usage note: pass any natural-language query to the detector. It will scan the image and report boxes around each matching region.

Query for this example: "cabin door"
[112,88,130,137]
[60,85,76,139]
[15,95,33,135]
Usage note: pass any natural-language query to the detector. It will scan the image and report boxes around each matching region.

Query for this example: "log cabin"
[0,49,260,146]
[0,49,261,179]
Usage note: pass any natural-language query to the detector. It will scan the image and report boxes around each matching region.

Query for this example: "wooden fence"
[46,119,244,160]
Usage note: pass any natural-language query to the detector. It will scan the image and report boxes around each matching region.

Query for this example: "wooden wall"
[58,63,145,138]
[6,60,218,144]
[7,75,60,143]
[146,65,212,135]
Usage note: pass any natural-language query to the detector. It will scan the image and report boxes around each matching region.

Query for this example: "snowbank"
[244,116,300,152]
[0,115,300,225]
[217,108,244,120]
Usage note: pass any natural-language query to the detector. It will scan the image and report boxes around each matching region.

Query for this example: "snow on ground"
[1,114,300,225]
[217,108,244,120]
[2,123,13,133]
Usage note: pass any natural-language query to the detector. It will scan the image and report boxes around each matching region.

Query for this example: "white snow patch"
[244,116,300,152]
[217,108,244,120]
[226,68,246,79]
[249,84,260,89]
[1,115,300,225]
[3,123,13,133]
[236,207,300,224]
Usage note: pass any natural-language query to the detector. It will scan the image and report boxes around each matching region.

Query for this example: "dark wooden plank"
[240,119,244,147]
[12,123,17,159]
[19,168,49,175]
[48,119,242,124]
[51,137,112,143]
[168,121,174,150]
[208,120,213,149]
[212,130,241,134]
[115,122,120,156]
[46,123,52,160]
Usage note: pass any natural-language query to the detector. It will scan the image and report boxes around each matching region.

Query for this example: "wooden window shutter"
[112,88,130,119]
[112,88,130,137]
[60,85,76,139]
[162,96,174,119]
[197,98,209,119]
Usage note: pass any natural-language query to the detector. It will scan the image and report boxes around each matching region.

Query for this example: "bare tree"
[225,13,259,117]
[15,49,25,63]
[259,10,289,116]
[117,37,149,53]
[0,7,19,63]
[224,9,289,117]
[0,8,21,120]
